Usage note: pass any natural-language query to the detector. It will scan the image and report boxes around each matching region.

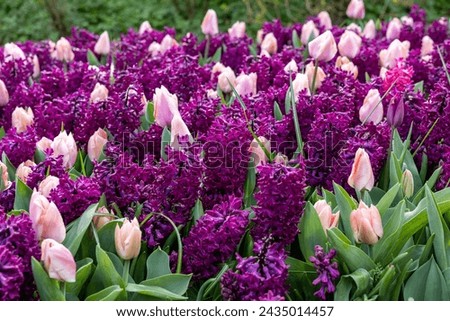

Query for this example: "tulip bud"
[338,30,362,59]
[139,21,152,34]
[55,37,74,63]
[379,39,410,69]
[41,239,76,282]
[261,32,278,55]
[206,89,218,99]
[32,55,40,78]
[308,30,337,62]
[273,153,288,165]
[115,218,142,260]
[363,20,376,39]
[314,200,340,233]
[305,62,326,90]
[38,175,60,198]
[94,31,110,55]
[228,21,246,39]
[346,0,365,19]
[379,67,388,79]
[89,83,109,103]
[201,9,219,36]
[217,67,237,94]
[16,160,36,183]
[11,107,34,133]
[51,131,78,169]
[170,113,193,148]
[87,128,108,161]
[348,148,375,192]
[401,169,414,198]
[401,16,414,27]
[153,86,179,128]
[148,42,162,57]
[0,80,9,107]
[93,206,114,230]
[160,34,178,54]
[421,36,434,57]
[292,73,311,99]
[284,59,298,73]
[4,43,26,61]
[36,137,53,152]
[211,62,226,75]
[346,23,362,34]
[387,95,404,128]
[386,18,402,41]
[256,30,264,45]
[0,161,12,191]
[235,73,257,97]
[317,11,332,30]
[30,190,66,242]
[350,201,383,244]
[301,21,319,45]
[336,56,358,79]
[359,89,383,125]
[249,137,270,166]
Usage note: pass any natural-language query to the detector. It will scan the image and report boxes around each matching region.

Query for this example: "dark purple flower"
[0,245,24,301]
[310,245,340,300]
[0,127,37,167]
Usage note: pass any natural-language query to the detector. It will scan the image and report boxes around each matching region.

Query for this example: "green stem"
[204,35,210,59]
[79,152,87,176]
[153,212,183,274]
[90,222,100,245]
[310,59,319,95]
[411,118,439,158]
[290,75,305,157]
[122,260,130,285]
[437,46,450,86]
[60,282,66,299]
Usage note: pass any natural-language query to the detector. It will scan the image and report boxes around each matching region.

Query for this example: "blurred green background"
[0,0,448,43]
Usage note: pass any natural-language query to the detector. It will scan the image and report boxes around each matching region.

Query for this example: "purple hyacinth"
[310,245,340,300]
[0,183,15,213]
[0,127,37,167]
[0,245,24,301]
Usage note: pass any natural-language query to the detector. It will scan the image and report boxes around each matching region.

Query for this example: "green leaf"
[141,274,191,295]
[87,49,100,66]
[31,258,65,301]
[404,257,449,300]
[328,228,376,273]
[334,268,372,300]
[2,152,16,181]
[132,250,148,284]
[67,258,94,297]
[378,265,396,300]
[414,81,424,93]
[243,160,256,208]
[196,264,229,301]
[85,285,123,301]
[147,247,171,279]
[298,202,327,262]
[145,101,155,125]
[376,183,400,216]
[389,153,403,187]
[292,30,301,48]
[273,101,283,120]
[97,220,121,253]
[63,203,98,256]
[286,257,316,301]
[413,167,443,205]
[0,126,4,139]
[13,178,33,211]
[34,148,46,164]
[192,199,204,223]
[160,126,171,161]
[90,245,124,290]
[419,234,435,266]
[126,284,187,300]
[211,47,222,62]
[333,183,357,242]
[365,72,371,83]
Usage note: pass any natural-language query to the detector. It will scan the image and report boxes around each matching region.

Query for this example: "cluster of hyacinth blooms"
[0,0,449,301]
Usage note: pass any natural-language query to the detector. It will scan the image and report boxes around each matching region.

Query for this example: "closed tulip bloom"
[359,89,383,125]
[11,107,34,133]
[336,56,358,78]
[379,39,410,69]
[201,9,219,36]
[139,21,152,34]
[261,32,278,55]
[0,80,9,107]
[346,0,365,19]
[160,34,178,54]
[386,18,402,41]
[211,62,226,75]
[51,131,78,169]
[317,11,332,30]
[401,16,414,27]
[55,37,74,62]
[32,55,40,78]
[301,21,319,45]
[170,113,193,148]
[94,31,110,55]
[153,86,179,128]
[89,83,109,103]
[93,207,114,230]
[41,239,76,283]
[305,62,326,90]
[346,23,362,34]
[338,30,362,59]
[256,30,264,45]
[235,73,257,97]
[292,73,311,99]
[4,43,26,61]
[421,36,434,57]
[401,169,414,198]
[217,67,237,94]
[249,137,270,166]
[284,59,298,73]
[38,175,60,198]
[87,128,108,161]
[308,30,337,62]
[314,200,340,233]
[348,148,375,192]
[363,20,376,39]
[273,153,288,165]
[30,190,66,242]
[115,218,142,260]
[16,160,36,183]
[350,201,383,244]
[206,89,218,99]
[387,95,404,128]
[0,161,12,191]
[228,21,246,39]
[36,137,53,152]
[148,42,162,57]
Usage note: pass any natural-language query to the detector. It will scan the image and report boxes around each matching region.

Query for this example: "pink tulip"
[379,67,388,79]
[336,56,359,78]
[359,89,383,125]
[11,107,34,133]
[348,148,375,192]
[0,80,9,106]
[346,0,365,19]
[41,239,76,282]
[32,55,40,78]
[206,89,218,99]
[38,176,60,198]
[401,16,414,27]
[4,43,26,61]
[228,21,246,39]
[51,131,78,169]
[301,21,319,45]
[87,128,108,161]
[36,137,53,152]
[346,23,362,34]
[139,21,152,34]
[292,73,311,99]
[89,83,109,103]
[308,30,337,62]
[350,201,383,244]
[201,9,219,36]
[0,161,11,191]
[249,137,270,166]
[93,206,114,230]
[170,113,193,148]
[256,30,264,45]
[55,37,74,62]
[16,160,36,183]
[379,39,410,69]
[235,73,257,97]
[305,62,326,90]
[94,31,110,55]
[160,34,178,54]
[148,42,162,57]
[338,30,362,59]
[363,20,376,39]
[261,32,278,55]
[314,200,340,233]
[421,36,434,57]
[386,18,402,41]
[273,153,288,165]
[153,86,179,128]
[115,218,142,260]
[30,190,66,242]
[211,62,226,74]
[284,59,298,73]
[217,67,237,94]
[317,11,332,30]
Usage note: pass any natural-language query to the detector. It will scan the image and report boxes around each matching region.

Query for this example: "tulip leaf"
[273,101,283,120]
[67,258,94,297]
[145,101,155,125]
[147,247,171,279]
[327,228,376,273]
[132,250,148,284]
[211,46,222,62]
[419,234,435,266]
[0,126,4,139]
[334,268,372,300]
[31,258,66,301]
[286,257,316,301]
[85,285,123,301]
[141,274,191,295]
[414,81,424,93]
[298,202,327,263]
[98,220,121,253]
[87,49,100,66]
[377,265,396,300]
[2,152,16,181]
[13,177,32,212]
[376,183,400,216]
[192,198,204,223]
[243,160,256,208]
[126,284,187,300]
[160,126,171,161]
[392,130,422,192]
[389,153,403,188]
[292,30,301,48]
[34,148,46,164]
[413,166,443,205]
[197,264,229,301]
[333,183,357,243]
[63,203,98,256]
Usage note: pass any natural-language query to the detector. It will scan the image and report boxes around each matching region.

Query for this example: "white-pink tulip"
[228,21,246,39]
[38,175,60,198]
[235,73,257,97]
[314,200,340,233]
[11,107,34,133]
[94,31,110,55]
[32,55,40,78]
[363,20,376,39]
[87,128,108,161]
[153,86,179,128]
[55,37,74,62]
[89,83,109,103]
[170,113,193,148]
[338,30,362,59]
[115,218,142,260]
[301,21,319,45]
[336,56,358,79]
[386,18,402,41]
[139,21,152,35]
[317,11,332,30]
[305,62,326,90]
[0,80,9,106]
[346,0,365,19]
[379,39,410,68]
[41,239,76,282]
[261,32,278,55]
[4,43,26,61]
[421,36,434,57]
[348,148,375,192]
[0,161,11,190]
[36,137,53,152]
[16,160,36,183]
[284,59,298,73]
[249,137,270,166]
[308,30,337,62]
[350,201,383,244]
[201,9,219,36]
[292,73,311,99]
[51,131,78,169]
[217,67,237,93]
[359,89,383,125]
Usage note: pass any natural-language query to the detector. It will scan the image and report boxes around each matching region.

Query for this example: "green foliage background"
[0,0,448,43]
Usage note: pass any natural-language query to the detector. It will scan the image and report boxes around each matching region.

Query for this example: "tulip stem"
[289,75,305,157]
[79,151,87,176]
[123,260,130,285]
[153,212,183,274]
[60,282,66,299]
[310,59,319,95]
[204,35,210,60]
[90,222,100,245]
